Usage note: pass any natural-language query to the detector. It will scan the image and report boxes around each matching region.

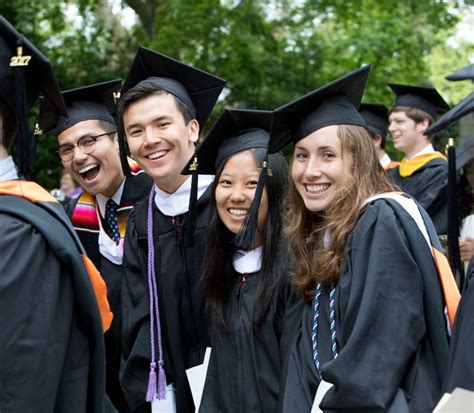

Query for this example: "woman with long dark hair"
[269,66,458,412]
[193,109,302,412]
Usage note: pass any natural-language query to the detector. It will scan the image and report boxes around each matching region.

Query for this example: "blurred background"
[1,0,473,188]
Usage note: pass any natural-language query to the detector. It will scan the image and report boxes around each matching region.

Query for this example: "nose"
[229,185,247,203]
[71,145,88,163]
[388,121,396,133]
[144,127,161,146]
[304,158,322,180]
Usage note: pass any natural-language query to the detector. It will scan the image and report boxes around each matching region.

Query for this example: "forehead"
[388,110,409,121]
[220,149,258,175]
[295,125,341,150]
[57,119,107,145]
[123,93,183,124]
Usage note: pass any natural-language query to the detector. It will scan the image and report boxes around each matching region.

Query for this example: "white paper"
[311,379,334,413]
[151,383,177,413]
[433,387,474,412]
[186,347,212,412]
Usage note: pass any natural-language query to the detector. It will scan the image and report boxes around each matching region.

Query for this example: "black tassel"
[184,156,199,247]
[233,157,269,250]
[115,108,131,177]
[12,42,31,179]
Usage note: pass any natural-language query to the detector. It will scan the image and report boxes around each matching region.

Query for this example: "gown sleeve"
[320,202,427,411]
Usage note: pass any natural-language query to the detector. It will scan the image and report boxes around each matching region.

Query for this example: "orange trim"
[432,248,460,328]
[81,255,113,332]
[0,180,58,203]
[384,161,400,171]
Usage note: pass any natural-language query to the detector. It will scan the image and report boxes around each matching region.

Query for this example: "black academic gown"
[389,158,448,235]
[0,189,105,413]
[67,172,152,413]
[444,262,474,393]
[120,187,212,413]
[282,199,449,412]
[199,270,303,413]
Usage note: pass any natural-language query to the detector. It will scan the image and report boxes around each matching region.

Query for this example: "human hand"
[459,237,474,262]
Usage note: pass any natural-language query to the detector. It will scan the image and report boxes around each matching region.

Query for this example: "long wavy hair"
[202,148,289,329]
[285,125,397,302]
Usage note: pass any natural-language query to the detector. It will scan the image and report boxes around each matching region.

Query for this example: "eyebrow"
[58,132,98,148]
[125,115,172,133]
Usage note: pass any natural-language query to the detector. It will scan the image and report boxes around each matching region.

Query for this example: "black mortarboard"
[0,15,67,178]
[425,92,474,137]
[121,46,226,129]
[269,65,370,153]
[445,64,474,82]
[389,83,450,119]
[184,109,272,250]
[456,137,474,172]
[39,79,122,135]
[358,103,388,138]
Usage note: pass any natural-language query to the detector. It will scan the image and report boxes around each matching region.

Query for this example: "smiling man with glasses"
[40,79,152,413]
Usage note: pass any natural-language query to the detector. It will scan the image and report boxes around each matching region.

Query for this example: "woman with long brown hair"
[270,66,458,412]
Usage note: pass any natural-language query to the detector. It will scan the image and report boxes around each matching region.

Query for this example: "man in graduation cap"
[39,80,153,412]
[0,16,110,412]
[116,47,226,412]
[388,83,450,235]
[359,103,396,169]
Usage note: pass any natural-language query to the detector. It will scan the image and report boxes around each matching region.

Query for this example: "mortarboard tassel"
[11,42,31,179]
[114,93,132,177]
[233,156,269,250]
[184,156,199,247]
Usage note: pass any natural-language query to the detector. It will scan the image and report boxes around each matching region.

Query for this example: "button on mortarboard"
[269,65,371,154]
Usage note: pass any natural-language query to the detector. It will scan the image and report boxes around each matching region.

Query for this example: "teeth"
[229,208,248,217]
[78,164,98,174]
[306,184,330,194]
[148,150,168,160]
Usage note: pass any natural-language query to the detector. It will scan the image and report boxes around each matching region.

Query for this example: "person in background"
[387,83,450,235]
[39,79,153,412]
[0,15,109,413]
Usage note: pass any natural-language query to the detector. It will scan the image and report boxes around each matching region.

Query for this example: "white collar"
[96,179,126,218]
[409,144,435,160]
[0,156,19,181]
[154,175,214,216]
[379,152,392,168]
[233,246,263,274]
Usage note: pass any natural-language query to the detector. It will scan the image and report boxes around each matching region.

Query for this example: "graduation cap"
[425,92,474,136]
[388,83,450,119]
[269,65,370,154]
[456,136,474,172]
[184,109,272,250]
[358,103,388,138]
[38,79,122,135]
[0,15,67,179]
[445,63,474,82]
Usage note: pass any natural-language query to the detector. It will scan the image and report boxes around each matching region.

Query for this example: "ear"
[188,119,200,144]
[418,118,430,135]
[373,134,382,149]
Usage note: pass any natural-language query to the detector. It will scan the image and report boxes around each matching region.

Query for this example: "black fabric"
[358,103,388,137]
[66,171,152,412]
[389,83,449,119]
[269,65,370,153]
[120,185,213,412]
[445,268,474,393]
[389,159,448,235]
[445,63,474,81]
[39,79,121,135]
[282,199,449,412]
[199,271,303,413]
[0,193,105,413]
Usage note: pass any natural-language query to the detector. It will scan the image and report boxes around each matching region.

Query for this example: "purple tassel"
[146,362,157,402]
[157,360,167,400]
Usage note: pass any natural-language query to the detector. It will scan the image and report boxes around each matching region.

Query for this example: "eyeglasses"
[57,131,117,161]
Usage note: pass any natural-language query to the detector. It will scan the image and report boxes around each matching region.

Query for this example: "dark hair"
[95,119,117,136]
[0,97,16,150]
[118,83,194,126]
[458,161,474,221]
[367,127,387,150]
[202,148,289,329]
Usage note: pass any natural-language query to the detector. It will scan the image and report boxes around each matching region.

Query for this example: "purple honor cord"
[146,186,167,402]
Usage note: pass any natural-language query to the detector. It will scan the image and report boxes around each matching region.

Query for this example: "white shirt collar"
[379,152,392,168]
[233,246,263,274]
[154,175,214,216]
[0,156,19,181]
[410,144,435,160]
[96,179,126,218]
